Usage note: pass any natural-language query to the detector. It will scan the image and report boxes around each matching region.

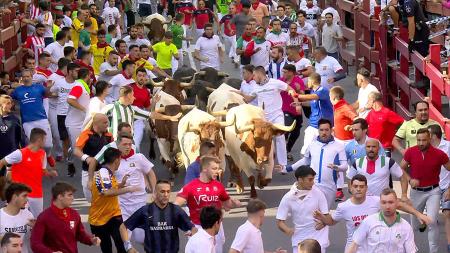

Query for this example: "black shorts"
[139,4,153,17]
[57,115,69,141]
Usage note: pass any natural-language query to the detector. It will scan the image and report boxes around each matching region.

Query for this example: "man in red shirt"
[24,23,46,65]
[219,5,238,66]
[366,91,404,157]
[329,85,357,201]
[31,182,101,253]
[130,68,151,151]
[175,156,241,253]
[400,128,450,253]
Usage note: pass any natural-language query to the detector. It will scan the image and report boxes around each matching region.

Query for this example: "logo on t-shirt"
[0,125,8,133]
[70,220,75,229]
[193,194,219,205]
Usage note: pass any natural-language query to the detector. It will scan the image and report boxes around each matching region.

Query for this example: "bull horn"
[155,106,165,113]
[235,122,255,134]
[180,76,192,81]
[219,114,235,128]
[180,82,193,88]
[168,112,183,122]
[205,87,216,92]
[186,124,201,133]
[196,71,206,76]
[149,78,165,87]
[218,71,229,77]
[272,121,296,132]
[211,110,228,117]
[181,105,195,111]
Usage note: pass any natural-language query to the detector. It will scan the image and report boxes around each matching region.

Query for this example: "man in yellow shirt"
[151,31,180,76]
[120,45,170,78]
[90,29,114,75]
[89,147,137,253]
[71,10,85,49]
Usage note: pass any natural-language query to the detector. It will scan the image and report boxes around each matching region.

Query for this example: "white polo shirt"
[357,83,379,118]
[115,152,153,219]
[250,78,288,118]
[185,228,215,253]
[44,41,65,72]
[352,212,418,253]
[230,220,264,253]
[314,55,343,90]
[195,35,223,69]
[348,156,403,197]
[332,196,381,252]
[276,185,329,248]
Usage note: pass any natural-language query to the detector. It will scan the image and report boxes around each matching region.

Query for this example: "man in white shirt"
[287,118,348,207]
[239,65,258,106]
[0,183,34,253]
[101,0,121,34]
[347,138,407,197]
[313,47,345,90]
[296,10,316,55]
[185,206,222,253]
[266,19,289,48]
[352,68,378,118]
[428,124,450,251]
[314,174,429,253]
[276,165,330,253]
[346,188,418,253]
[230,199,287,253]
[321,12,343,60]
[36,2,54,46]
[44,31,67,72]
[107,60,136,104]
[193,23,224,69]
[98,51,121,83]
[123,25,148,49]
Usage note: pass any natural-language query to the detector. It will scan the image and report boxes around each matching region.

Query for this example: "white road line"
[187,45,197,71]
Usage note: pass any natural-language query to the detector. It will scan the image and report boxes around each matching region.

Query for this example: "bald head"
[365,138,380,160]
[92,113,109,133]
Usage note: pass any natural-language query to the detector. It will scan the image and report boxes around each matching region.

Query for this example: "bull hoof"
[250,189,257,198]
[257,173,265,189]
[260,178,271,187]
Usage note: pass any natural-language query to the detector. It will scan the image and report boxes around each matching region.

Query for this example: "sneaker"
[67,163,76,177]
[47,156,56,167]
[335,189,345,202]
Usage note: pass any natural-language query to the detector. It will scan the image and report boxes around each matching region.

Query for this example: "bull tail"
[148,137,156,160]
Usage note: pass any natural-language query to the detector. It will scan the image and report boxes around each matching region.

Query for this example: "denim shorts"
[441,189,450,211]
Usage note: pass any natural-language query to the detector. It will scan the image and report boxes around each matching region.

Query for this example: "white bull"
[206,83,245,120]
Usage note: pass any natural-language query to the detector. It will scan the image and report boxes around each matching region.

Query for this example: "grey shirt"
[231,13,251,38]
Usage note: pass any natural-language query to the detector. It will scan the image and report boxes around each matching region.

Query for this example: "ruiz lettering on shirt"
[194,194,220,205]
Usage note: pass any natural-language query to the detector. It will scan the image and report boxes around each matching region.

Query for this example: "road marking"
[187,45,197,71]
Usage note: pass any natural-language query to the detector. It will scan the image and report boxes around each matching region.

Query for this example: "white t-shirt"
[185,228,215,253]
[98,62,118,83]
[357,83,379,118]
[332,196,381,252]
[251,78,288,117]
[123,36,150,49]
[240,79,258,106]
[36,12,53,38]
[348,156,403,197]
[5,149,47,168]
[195,35,223,69]
[107,74,136,104]
[0,208,34,253]
[314,55,343,90]
[44,42,65,72]
[65,81,91,128]
[352,212,418,253]
[321,23,343,54]
[50,78,75,115]
[266,32,289,48]
[83,96,107,128]
[48,73,65,109]
[439,139,450,190]
[230,220,264,253]
[101,6,120,27]
[321,7,340,24]
[287,57,312,85]
[276,185,329,248]
[115,153,153,218]
[301,5,321,27]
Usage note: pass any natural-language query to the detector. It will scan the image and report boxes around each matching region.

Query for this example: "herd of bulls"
[147,66,295,198]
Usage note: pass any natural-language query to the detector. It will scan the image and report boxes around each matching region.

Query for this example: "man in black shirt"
[122,180,196,253]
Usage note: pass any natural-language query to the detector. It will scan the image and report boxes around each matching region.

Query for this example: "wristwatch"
[124,240,132,251]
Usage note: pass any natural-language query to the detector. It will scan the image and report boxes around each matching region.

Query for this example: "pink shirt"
[280,76,305,115]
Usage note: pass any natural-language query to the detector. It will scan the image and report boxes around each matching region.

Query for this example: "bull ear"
[272,121,296,134]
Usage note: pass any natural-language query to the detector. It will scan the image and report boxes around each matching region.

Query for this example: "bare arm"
[276,220,294,237]
[392,136,406,155]
[67,98,86,112]
[295,93,319,102]
[313,211,336,226]
[444,161,450,171]
[174,196,187,206]
[101,186,136,197]
[399,159,411,201]
[0,159,8,168]
[146,170,157,193]
[346,242,358,253]
[407,17,415,41]
[103,69,122,76]
[397,201,432,225]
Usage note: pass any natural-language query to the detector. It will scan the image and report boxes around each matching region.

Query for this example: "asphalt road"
[39,45,448,253]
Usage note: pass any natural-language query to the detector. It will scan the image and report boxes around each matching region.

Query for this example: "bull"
[178,108,235,175]
[142,13,170,44]
[224,104,295,198]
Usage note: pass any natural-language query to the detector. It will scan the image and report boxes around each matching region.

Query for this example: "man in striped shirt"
[101,86,181,140]
[24,23,46,65]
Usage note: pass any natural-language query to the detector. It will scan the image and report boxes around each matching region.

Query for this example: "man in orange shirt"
[0,128,57,217]
[329,86,357,201]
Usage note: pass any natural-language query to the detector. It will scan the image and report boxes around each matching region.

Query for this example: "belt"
[412,184,439,192]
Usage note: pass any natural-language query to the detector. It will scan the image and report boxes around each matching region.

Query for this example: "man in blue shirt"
[293,72,333,155]
[184,141,217,185]
[11,68,55,166]
[122,180,196,253]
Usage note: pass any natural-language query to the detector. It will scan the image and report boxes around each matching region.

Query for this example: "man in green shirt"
[169,13,188,72]
[79,20,92,52]
[216,0,232,19]
[392,100,440,154]
[151,31,180,76]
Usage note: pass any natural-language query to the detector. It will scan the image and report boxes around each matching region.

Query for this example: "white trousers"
[133,119,146,150]
[81,170,92,202]
[122,201,147,245]
[48,107,63,157]
[194,223,225,253]
[301,126,318,155]
[334,138,351,189]
[27,197,43,218]
[267,112,287,166]
[67,126,82,163]
[23,119,53,153]
[223,34,237,59]
[43,98,49,118]
[316,183,337,209]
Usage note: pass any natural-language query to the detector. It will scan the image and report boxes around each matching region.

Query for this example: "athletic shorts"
[442,189,450,211]
[57,115,69,140]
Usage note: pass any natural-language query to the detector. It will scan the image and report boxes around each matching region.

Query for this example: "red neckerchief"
[35,66,52,78]
[242,33,253,42]
[122,71,133,80]
[97,42,109,48]
[121,149,135,159]
[333,99,348,110]
[251,2,259,10]
[55,70,65,77]
[75,59,89,68]
[119,52,127,59]
[366,157,377,175]
[50,202,71,222]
